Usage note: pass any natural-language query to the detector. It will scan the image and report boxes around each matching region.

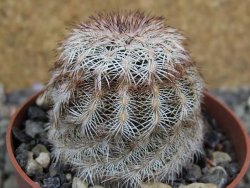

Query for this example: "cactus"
[46,11,205,188]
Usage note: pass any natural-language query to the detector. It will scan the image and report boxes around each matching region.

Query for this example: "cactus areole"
[46,11,205,187]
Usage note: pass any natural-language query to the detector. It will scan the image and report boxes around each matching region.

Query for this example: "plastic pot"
[6,91,250,188]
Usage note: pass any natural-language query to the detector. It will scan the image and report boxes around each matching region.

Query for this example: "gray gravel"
[0,84,249,188]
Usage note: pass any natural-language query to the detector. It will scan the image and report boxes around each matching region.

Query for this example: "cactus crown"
[47,11,204,188]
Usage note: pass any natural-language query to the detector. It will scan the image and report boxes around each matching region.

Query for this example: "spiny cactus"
[46,11,205,188]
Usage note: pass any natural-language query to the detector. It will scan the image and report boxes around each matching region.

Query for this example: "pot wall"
[6,91,250,188]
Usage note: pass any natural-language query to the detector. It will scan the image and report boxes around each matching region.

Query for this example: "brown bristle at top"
[79,10,165,34]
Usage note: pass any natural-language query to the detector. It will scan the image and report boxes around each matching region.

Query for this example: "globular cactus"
[46,11,205,188]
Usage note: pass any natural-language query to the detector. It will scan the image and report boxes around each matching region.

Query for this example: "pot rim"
[6,90,250,188]
[6,91,41,188]
[204,92,250,188]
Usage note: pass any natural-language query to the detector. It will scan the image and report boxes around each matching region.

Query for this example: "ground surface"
[0,84,250,188]
[0,0,250,90]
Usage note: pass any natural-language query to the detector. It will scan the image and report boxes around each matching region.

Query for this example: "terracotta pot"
[6,91,250,188]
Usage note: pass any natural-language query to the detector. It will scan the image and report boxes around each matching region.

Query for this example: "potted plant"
[6,11,250,188]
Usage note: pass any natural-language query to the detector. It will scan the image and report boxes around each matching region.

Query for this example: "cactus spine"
[46,11,204,188]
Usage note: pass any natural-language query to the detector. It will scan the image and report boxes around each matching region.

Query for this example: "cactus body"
[47,11,204,188]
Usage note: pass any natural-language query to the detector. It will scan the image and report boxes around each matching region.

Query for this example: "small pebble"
[26,152,43,176]
[36,91,51,109]
[212,151,232,165]
[35,152,51,169]
[33,173,49,183]
[32,144,49,157]
[25,120,45,138]
[28,106,48,121]
[199,166,228,188]
[49,164,59,177]
[72,177,88,188]
[172,180,185,188]
[43,176,61,188]
[179,183,218,188]
[184,164,202,182]
[66,173,72,182]
[15,152,29,169]
[15,143,30,156]
[224,162,239,177]
[142,182,172,188]
[204,131,221,149]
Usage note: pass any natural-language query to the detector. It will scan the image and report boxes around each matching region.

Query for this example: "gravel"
[212,151,232,165]
[199,166,228,188]
[0,84,249,188]
[184,164,202,182]
[42,176,61,188]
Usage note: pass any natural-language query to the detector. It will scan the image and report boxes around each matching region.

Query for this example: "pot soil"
[6,91,250,188]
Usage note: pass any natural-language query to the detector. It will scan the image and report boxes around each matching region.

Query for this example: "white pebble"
[72,177,88,188]
[36,91,51,109]
[66,173,72,181]
[35,152,51,168]
[212,151,232,165]
[32,144,49,156]
[26,152,43,176]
